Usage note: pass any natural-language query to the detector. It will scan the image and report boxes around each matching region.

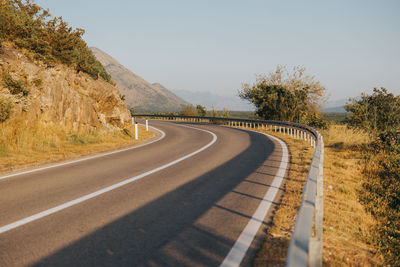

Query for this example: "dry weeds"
[231,124,381,266]
[0,118,154,173]
[321,125,382,266]
[250,128,313,267]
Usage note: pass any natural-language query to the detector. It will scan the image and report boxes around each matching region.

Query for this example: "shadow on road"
[34,126,279,267]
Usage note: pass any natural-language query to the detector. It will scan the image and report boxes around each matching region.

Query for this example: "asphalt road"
[0,120,288,267]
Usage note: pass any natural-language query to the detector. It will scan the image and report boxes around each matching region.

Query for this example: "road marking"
[0,124,165,181]
[0,124,217,234]
[220,130,289,267]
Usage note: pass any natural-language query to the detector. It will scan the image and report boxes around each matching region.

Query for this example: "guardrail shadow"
[34,128,283,267]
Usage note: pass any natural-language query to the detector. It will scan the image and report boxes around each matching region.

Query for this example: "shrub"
[0,97,13,122]
[2,73,29,96]
[179,104,198,116]
[0,0,112,83]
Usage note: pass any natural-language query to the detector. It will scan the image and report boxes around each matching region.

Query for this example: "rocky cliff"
[90,47,189,112]
[0,45,131,133]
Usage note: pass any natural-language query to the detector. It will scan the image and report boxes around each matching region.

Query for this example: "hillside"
[90,47,188,112]
[0,44,130,132]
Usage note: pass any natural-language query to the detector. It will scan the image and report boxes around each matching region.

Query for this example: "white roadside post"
[145,120,149,131]
[135,123,138,140]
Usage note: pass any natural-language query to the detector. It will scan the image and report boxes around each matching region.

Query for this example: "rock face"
[90,47,189,112]
[0,45,131,133]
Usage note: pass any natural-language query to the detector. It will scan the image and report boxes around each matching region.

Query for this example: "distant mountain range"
[323,97,359,113]
[90,47,188,113]
[171,89,254,111]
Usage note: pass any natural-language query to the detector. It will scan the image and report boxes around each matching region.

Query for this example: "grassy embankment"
[228,123,381,266]
[0,120,154,173]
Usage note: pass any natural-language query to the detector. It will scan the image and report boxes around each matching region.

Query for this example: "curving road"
[0,120,288,267]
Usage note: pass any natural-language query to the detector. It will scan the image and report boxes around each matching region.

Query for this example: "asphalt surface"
[0,120,288,267]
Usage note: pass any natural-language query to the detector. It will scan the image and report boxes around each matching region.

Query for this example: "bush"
[0,97,13,122]
[179,104,198,116]
[347,88,400,264]
[2,73,29,96]
[361,143,400,265]
[345,88,400,134]
[0,0,111,83]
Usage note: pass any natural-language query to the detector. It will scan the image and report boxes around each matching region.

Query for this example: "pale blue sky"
[36,0,400,101]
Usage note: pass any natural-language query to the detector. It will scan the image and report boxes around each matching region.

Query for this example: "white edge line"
[0,124,217,234]
[0,124,165,181]
[220,129,289,267]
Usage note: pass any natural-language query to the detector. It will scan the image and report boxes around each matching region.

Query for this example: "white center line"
[0,124,217,234]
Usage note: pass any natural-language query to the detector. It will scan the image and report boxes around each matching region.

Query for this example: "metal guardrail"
[132,114,324,266]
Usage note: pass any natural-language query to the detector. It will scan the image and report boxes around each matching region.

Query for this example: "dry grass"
[0,118,154,173]
[248,128,314,267]
[321,125,382,266]
[230,124,381,266]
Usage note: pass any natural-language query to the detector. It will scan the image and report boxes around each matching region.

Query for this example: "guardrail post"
[135,123,138,140]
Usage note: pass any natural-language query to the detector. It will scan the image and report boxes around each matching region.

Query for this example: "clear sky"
[36,0,400,102]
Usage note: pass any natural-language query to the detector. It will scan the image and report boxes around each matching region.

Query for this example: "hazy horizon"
[36,0,400,102]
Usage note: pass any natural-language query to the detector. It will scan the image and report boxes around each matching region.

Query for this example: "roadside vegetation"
[344,88,400,265]
[246,119,382,266]
[252,128,314,266]
[239,65,327,128]
[0,119,153,173]
[0,0,111,82]
[236,67,399,265]
[0,0,157,173]
[177,104,231,118]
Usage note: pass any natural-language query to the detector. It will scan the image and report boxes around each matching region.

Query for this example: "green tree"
[196,104,207,117]
[239,65,326,127]
[345,87,400,134]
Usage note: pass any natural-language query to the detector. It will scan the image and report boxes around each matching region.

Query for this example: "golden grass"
[229,124,381,266]
[320,125,382,266]
[248,128,314,267]
[0,118,154,173]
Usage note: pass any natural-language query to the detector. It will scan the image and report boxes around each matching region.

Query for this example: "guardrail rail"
[132,114,324,267]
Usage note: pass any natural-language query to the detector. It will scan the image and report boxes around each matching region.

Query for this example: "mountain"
[90,47,188,112]
[323,97,358,113]
[171,89,254,111]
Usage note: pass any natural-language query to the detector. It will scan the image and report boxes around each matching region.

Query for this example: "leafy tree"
[196,104,207,117]
[239,65,327,127]
[345,87,400,134]
[211,107,218,117]
[221,108,230,118]
[179,104,197,116]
